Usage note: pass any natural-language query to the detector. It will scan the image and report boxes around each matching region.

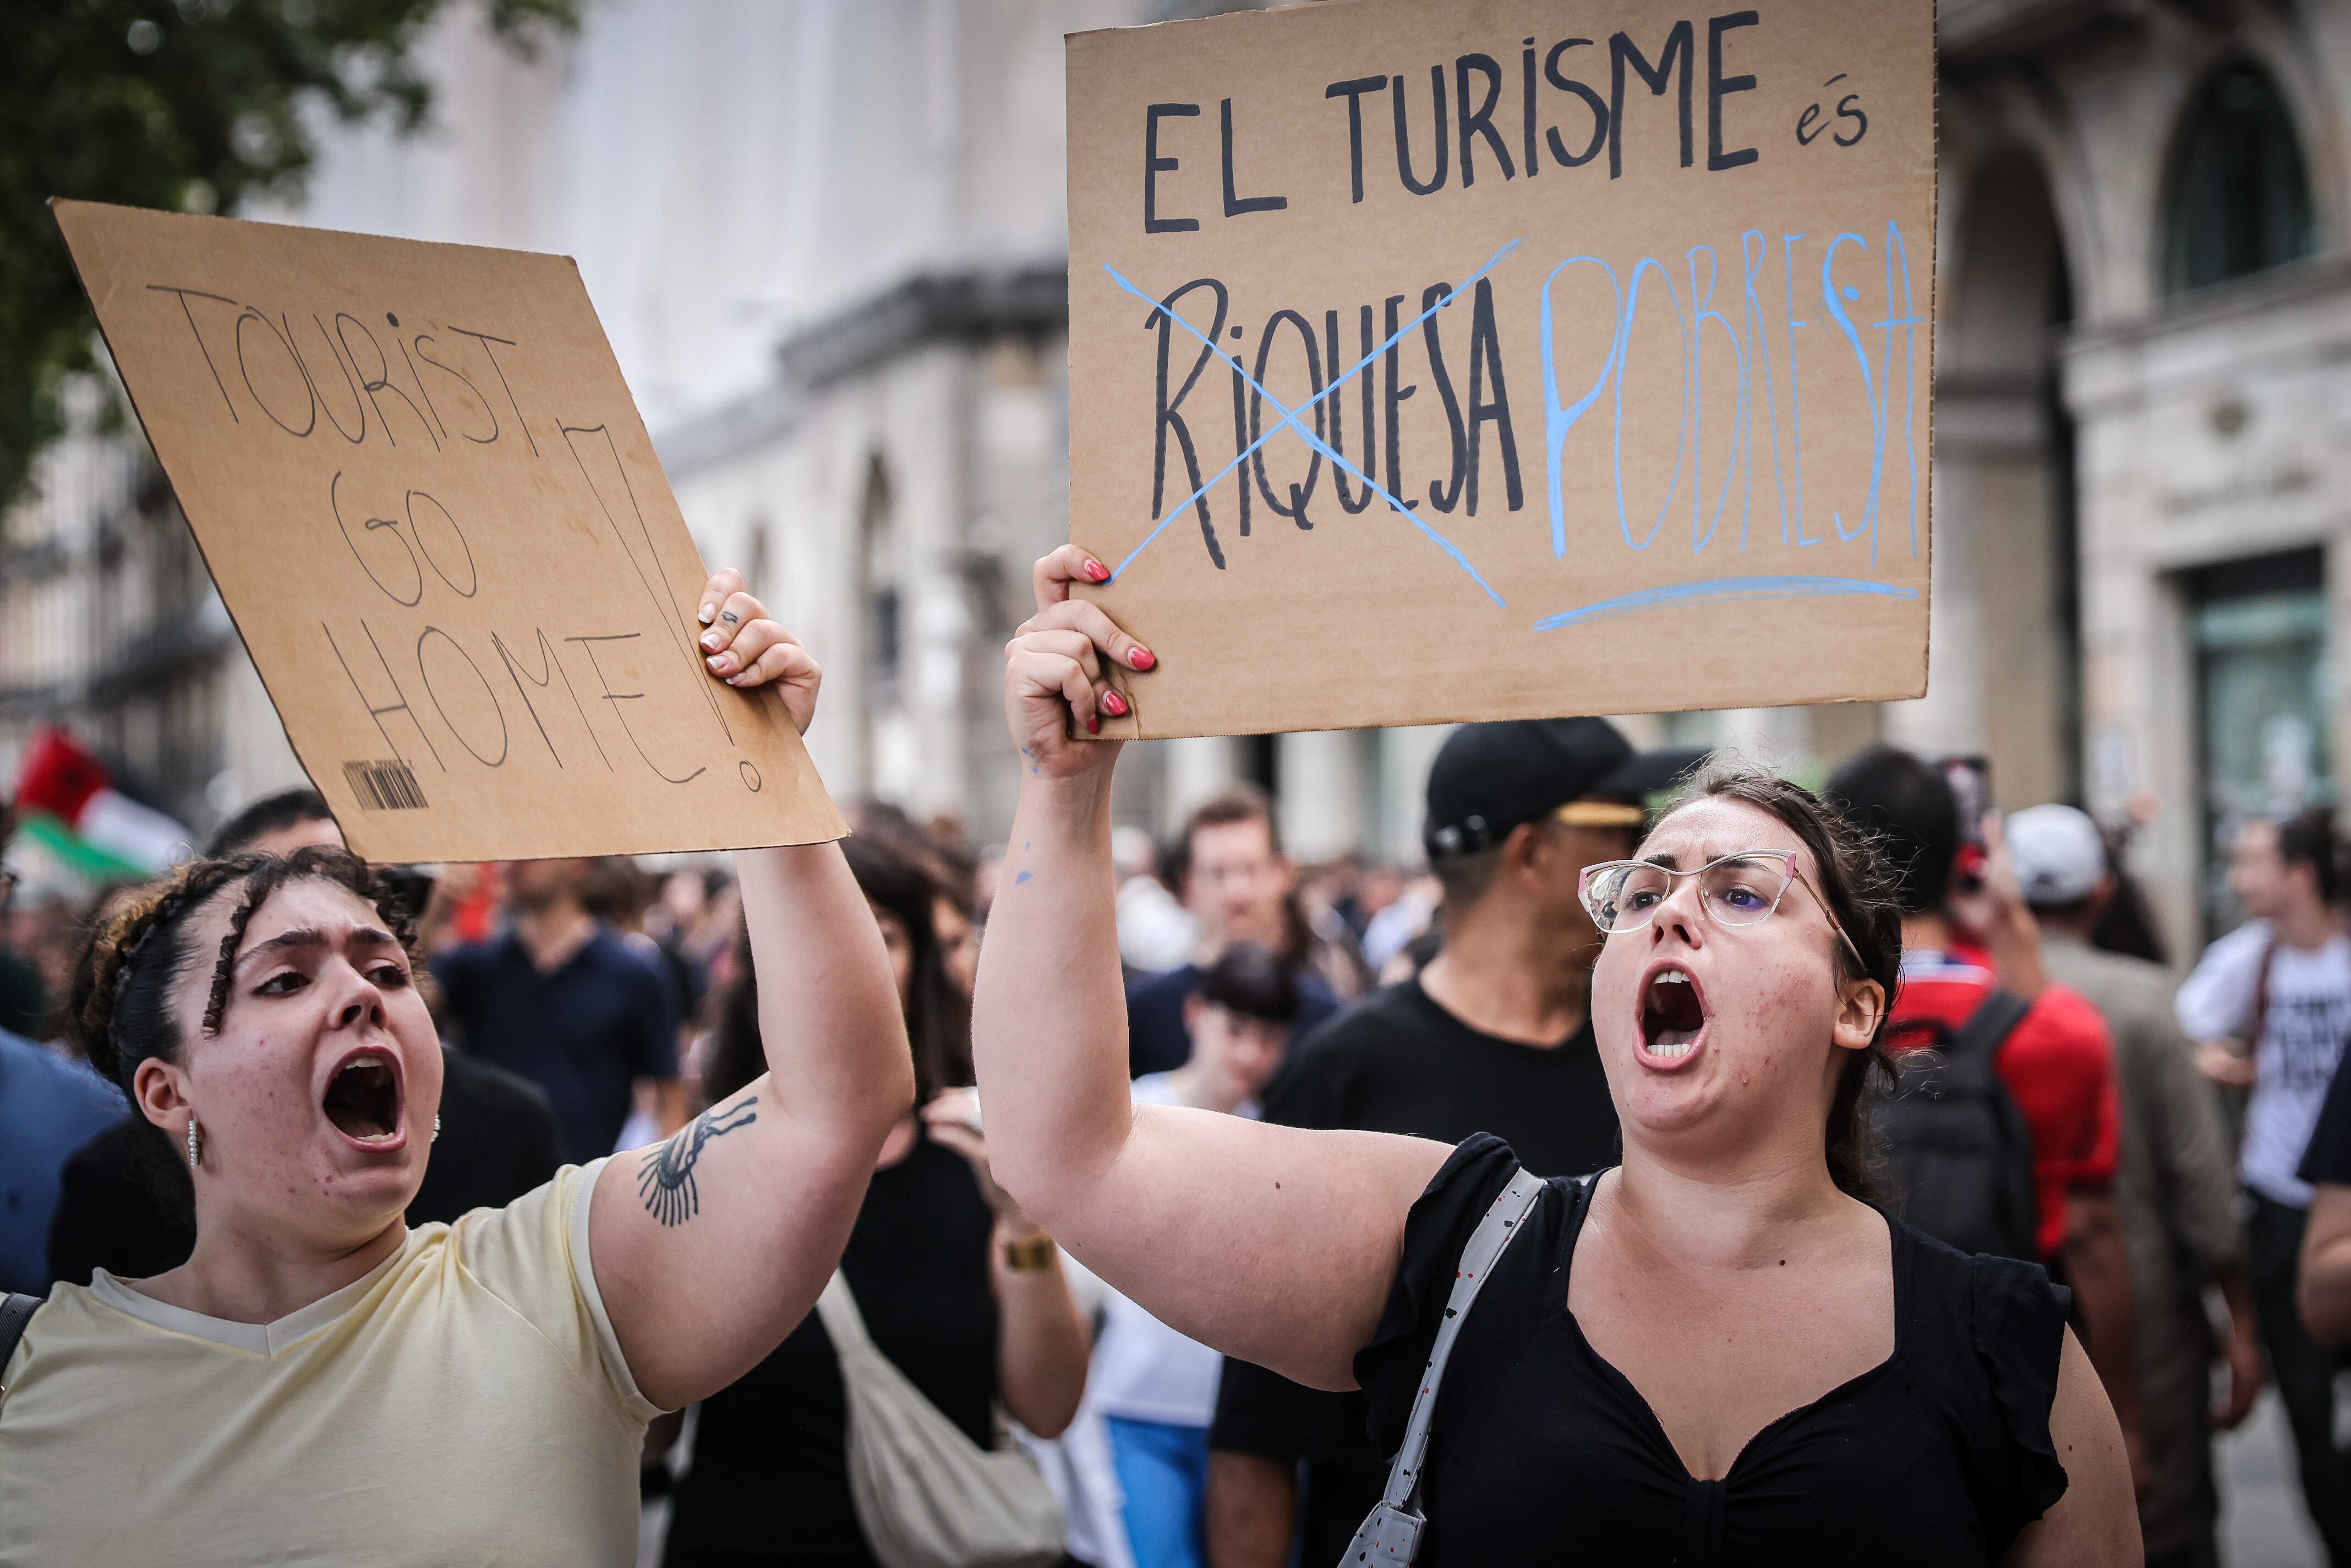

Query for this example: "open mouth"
[322,1053,403,1144]
[1640,966,1706,1061]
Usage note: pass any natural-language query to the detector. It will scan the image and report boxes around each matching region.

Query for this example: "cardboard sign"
[1067,0,1934,738]
[54,199,843,862]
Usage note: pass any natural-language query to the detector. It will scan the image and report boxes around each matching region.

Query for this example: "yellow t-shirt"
[0,1159,660,1567]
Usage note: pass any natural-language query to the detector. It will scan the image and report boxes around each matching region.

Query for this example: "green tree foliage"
[0,0,577,510]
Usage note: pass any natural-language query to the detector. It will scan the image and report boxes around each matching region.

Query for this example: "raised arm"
[971,547,1448,1391]
[589,570,916,1411]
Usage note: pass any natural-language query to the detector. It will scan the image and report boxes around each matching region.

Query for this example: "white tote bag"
[814,1270,1066,1568]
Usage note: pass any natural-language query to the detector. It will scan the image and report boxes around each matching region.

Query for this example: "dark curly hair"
[67,846,420,1106]
[1652,765,1906,1202]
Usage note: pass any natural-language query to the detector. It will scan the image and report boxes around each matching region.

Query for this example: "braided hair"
[67,845,420,1106]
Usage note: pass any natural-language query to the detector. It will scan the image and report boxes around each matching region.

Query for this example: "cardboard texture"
[1067,0,1935,738]
[53,199,844,862]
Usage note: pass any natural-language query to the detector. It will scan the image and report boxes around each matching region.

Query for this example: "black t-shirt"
[665,1128,999,1567]
[1358,1136,2073,1565]
[413,1047,565,1223]
[46,1047,567,1287]
[1210,979,1621,1565]
[431,927,680,1163]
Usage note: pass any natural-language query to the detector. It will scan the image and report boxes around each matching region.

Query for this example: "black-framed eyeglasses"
[1578,850,1865,969]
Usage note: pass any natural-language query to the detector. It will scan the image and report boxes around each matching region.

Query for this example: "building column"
[1376,725,1453,865]
[1161,736,1243,832]
[1278,730,1366,862]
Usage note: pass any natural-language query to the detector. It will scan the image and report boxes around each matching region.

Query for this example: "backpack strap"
[2249,937,2282,1053]
[1345,1166,1550,1564]
[1942,988,2033,1082]
[0,1292,39,1401]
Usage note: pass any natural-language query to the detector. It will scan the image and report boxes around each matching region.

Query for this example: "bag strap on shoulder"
[2250,937,2282,1051]
[1939,988,2033,1083]
[813,1270,875,1358]
[1349,1165,1549,1565]
[0,1292,39,1400]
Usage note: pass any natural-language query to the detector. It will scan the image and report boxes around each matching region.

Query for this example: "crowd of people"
[0,548,2348,1566]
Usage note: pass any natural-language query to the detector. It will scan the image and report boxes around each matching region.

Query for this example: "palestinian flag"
[11,726,190,880]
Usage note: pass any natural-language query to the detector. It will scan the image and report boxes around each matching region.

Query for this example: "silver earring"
[432,1113,441,1144]
[185,1117,201,1170]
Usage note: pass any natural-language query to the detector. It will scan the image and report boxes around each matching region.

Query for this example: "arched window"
[2162,63,2317,295]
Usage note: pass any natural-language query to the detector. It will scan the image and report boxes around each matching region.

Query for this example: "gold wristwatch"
[1002,1234,1056,1272]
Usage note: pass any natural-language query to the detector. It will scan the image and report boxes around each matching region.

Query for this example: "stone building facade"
[5,0,2348,955]
[1920,0,2350,949]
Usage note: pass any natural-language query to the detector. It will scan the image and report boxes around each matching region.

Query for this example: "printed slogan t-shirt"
[0,1160,659,1567]
[2177,920,2351,1206]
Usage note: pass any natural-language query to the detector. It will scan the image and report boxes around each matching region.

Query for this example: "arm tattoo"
[637,1097,759,1226]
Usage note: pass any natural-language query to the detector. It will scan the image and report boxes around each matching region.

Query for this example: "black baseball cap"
[1423,718,1707,861]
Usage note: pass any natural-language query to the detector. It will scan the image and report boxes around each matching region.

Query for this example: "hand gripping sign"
[53,199,841,863]
[1065,0,1935,739]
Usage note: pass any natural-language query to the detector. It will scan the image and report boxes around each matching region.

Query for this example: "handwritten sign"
[54,199,843,862]
[1067,0,1934,738]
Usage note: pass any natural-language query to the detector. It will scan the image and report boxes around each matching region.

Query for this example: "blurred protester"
[433,856,684,1162]
[1093,944,1293,1568]
[1378,924,1445,987]
[6,883,81,1040]
[2178,808,2351,1561]
[1826,749,2144,1488]
[1114,825,1199,978]
[201,786,343,858]
[0,876,119,1294]
[845,837,974,1094]
[0,801,52,1040]
[586,855,698,1030]
[46,790,562,1286]
[1207,718,1673,1568]
[1291,867,1371,1003]
[1125,787,1336,1077]
[1359,868,1439,977]
[937,876,981,1003]
[2010,805,2261,1567]
[659,833,1087,1568]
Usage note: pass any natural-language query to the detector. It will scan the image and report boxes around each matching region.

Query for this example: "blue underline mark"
[1100,239,1523,607]
[1532,575,1917,632]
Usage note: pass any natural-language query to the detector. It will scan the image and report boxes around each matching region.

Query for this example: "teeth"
[1643,1039,1696,1059]
[346,1055,382,1070]
[1656,971,1688,984]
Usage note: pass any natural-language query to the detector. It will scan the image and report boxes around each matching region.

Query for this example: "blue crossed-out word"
[1101,238,1523,608]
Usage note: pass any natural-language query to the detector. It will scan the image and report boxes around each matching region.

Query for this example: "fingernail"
[1086,713,1101,734]
[698,605,715,625]
[1129,647,1156,670]
[706,654,728,671]
[1102,690,1129,717]
[727,673,752,685]
[1084,560,1111,582]
[701,630,725,651]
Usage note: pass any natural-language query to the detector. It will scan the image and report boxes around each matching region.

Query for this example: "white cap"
[2006,804,2108,907]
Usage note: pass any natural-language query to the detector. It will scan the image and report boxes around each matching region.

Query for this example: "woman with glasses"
[966,548,2138,1566]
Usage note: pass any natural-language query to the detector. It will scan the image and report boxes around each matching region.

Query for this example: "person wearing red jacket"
[1826,748,2147,1495]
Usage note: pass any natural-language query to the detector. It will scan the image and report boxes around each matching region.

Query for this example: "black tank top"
[1355,1135,2074,1566]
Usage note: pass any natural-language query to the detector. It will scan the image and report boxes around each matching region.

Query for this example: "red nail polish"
[1103,690,1129,717]
[1085,560,1111,582]
[1130,647,1156,670]
[1086,713,1101,734]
